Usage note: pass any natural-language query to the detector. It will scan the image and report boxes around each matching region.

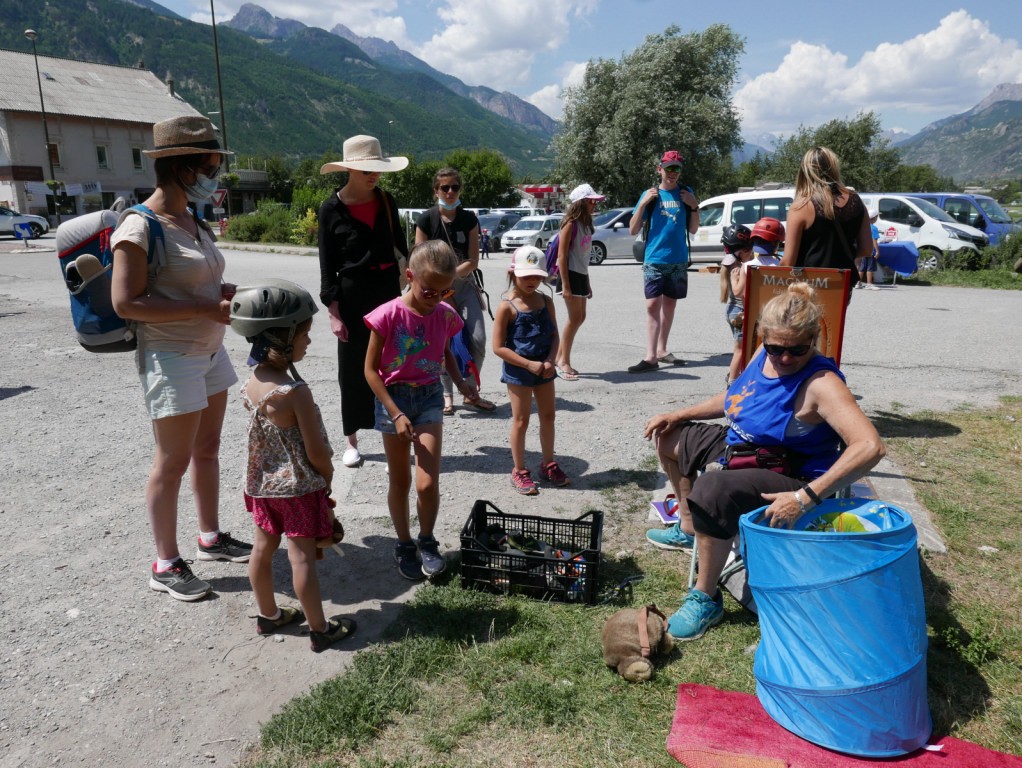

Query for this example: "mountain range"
[224,4,558,138]
[896,83,1022,182]
[0,0,554,174]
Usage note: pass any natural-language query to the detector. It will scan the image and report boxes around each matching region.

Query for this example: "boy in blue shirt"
[627,150,701,373]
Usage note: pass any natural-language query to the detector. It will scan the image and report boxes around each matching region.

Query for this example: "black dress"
[318,188,406,436]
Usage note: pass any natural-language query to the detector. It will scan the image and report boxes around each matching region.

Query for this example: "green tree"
[378,157,443,208]
[441,149,519,208]
[883,164,958,192]
[554,24,744,206]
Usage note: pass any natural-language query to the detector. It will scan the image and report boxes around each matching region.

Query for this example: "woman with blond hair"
[643,282,884,641]
[781,146,872,293]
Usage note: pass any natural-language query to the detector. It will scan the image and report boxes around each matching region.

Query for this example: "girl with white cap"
[554,182,604,381]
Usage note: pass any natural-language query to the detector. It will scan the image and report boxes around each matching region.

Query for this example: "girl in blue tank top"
[492,246,567,495]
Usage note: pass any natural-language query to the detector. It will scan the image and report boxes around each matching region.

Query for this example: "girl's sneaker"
[256,606,304,635]
[394,540,426,581]
[511,468,538,495]
[309,617,357,653]
[538,460,569,486]
[416,534,447,577]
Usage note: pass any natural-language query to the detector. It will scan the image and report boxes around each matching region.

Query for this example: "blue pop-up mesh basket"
[739,498,931,757]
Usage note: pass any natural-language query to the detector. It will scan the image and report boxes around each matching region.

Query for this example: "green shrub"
[290,208,318,246]
[946,247,992,271]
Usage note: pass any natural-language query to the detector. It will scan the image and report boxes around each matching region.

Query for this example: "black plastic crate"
[459,499,603,604]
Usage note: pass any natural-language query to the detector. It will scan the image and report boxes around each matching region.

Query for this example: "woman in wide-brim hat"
[317,134,410,468]
[111,114,252,603]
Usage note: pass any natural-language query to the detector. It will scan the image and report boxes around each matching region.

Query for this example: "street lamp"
[208,0,232,217]
[24,29,60,226]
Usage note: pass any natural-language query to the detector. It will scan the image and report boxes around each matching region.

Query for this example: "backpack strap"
[637,603,669,658]
[116,204,167,279]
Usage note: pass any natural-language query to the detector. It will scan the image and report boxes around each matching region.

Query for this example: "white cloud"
[735,11,1022,137]
[527,61,588,119]
[413,0,597,91]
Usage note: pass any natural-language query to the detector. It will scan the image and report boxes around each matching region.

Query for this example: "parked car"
[501,215,561,251]
[0,206,49,238]
[858,193,987,270]
[476,212,518,250]
[587,208,635,264]
[895,192,1020,246]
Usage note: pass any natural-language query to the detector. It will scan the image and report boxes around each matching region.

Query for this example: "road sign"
[212,207,225,215]
[211,188,227,208]
[13,221,34,240]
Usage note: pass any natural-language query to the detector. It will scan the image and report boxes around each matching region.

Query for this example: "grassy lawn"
[243,399,1022,767]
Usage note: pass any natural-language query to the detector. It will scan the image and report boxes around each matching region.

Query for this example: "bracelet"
[392,412,407,422]
[793,490,807,516]
[801,484,822,505]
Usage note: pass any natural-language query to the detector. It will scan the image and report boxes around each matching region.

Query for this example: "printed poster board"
[741,267,851,370]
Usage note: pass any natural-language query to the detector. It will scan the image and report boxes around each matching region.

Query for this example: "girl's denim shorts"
[374,381,445,433]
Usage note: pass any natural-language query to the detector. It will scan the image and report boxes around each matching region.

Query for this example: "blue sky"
[159,0,1022,140]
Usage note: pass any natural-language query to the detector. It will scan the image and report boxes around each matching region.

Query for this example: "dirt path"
[1,239,1018,767]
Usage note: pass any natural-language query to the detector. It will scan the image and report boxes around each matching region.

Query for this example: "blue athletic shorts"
[643,263,689,300]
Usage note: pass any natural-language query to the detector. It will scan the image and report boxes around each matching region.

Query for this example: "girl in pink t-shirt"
[364,241,479,581]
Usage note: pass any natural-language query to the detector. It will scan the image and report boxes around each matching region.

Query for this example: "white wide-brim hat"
[320,134,409,174]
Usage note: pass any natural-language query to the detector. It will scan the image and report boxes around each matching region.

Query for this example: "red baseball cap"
[660,150,683,167]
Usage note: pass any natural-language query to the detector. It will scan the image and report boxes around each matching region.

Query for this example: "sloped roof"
[0,48,201,124]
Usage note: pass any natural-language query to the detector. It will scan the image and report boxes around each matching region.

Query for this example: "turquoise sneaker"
[646,522,695,550]
[667,588,724,641]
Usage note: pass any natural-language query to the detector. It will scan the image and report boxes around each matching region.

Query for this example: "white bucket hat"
[569,183,606,203]
[320,135,409,174]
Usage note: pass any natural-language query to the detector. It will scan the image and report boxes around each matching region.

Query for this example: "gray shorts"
[138,345,237,420]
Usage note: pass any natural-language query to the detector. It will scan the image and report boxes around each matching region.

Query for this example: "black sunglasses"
[764,343,812,357]
[197,164,222,179]
[439,184,461,193]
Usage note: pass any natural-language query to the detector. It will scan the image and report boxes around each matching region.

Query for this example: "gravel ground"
[1,236,1019,767]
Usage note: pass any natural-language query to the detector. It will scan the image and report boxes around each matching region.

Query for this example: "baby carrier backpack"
[56,205,165,352]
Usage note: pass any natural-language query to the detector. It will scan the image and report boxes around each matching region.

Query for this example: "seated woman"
[643,282,885,641]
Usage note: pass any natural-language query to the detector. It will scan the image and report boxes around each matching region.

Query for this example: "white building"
[0,48,202,222]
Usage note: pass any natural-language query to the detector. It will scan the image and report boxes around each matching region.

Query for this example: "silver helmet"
[229,279,318,344]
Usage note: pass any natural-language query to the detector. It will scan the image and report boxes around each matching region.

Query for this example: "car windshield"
[477,215,502,228]
[909,197,957,223]
[593,209,625,226]
[975,197,1013,223]
[509,219,543,232]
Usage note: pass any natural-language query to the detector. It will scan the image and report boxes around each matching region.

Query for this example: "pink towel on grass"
[667,684,1022,768]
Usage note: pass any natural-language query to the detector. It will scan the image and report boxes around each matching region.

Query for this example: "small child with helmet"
[229,279,356,653]
[719,223,754,386]
[749,217,785,266]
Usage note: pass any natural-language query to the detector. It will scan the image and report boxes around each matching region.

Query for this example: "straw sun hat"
[320,135,409,174]
[143,115,232,158]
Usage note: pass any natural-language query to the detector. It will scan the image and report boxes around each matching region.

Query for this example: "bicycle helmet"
[229,278,318,344]
[750,217,785,243]
[721,224,753,254]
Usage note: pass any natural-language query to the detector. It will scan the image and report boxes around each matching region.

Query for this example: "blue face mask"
[181,172,219,203]
[438,198,460,211]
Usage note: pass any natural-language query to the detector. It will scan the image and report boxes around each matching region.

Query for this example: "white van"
[693,188,795,262]
[857,194,988,270]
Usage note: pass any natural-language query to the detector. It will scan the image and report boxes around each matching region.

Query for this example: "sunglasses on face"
[360,170,380,176]
[438,184,461,193]
[764,343,812,357]
[197,164,222,179]
[417,283,455,300]
[662,165,682,173]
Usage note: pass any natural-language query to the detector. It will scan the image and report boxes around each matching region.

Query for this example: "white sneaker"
[342,446,363,467]
[865,284,880,291]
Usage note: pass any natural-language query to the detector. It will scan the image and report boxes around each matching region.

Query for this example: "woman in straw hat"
[318,135,409,468]
[111,114,252,602]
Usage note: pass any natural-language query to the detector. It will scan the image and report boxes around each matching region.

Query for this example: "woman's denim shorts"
[374,381,445,433]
